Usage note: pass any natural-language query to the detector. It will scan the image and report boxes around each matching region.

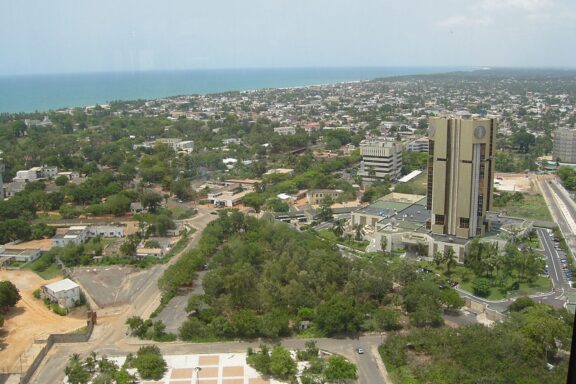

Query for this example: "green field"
[393,171,428,195]
[23,261,62,280]
[493,193,552,222]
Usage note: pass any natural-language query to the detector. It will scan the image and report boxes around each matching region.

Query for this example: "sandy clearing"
[0,269,86,372]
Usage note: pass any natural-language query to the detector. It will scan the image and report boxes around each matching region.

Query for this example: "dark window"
[435,215,445,225]
[459,217,470,228]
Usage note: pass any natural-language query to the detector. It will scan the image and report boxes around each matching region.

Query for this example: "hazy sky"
[1,0,575,75]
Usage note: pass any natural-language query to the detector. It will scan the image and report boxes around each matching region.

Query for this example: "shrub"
[50,303,68,316]
[32,289,41,299]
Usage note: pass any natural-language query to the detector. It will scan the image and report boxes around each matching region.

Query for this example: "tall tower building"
[553,128,576,164]
[427,117,496,238]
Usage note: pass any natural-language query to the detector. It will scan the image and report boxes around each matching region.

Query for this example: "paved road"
[455,230,569,313]
[155,270,207,334]
[539,178,576,263]
[30,206,217,384]
[35,335,387,384]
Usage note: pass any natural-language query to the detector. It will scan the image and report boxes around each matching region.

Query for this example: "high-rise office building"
[553,128,576,164]
[357,138,403,184]
[427,117,496,238]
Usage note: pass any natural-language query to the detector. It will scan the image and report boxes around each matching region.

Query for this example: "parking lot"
[538,228,572,289]
[72,265,162,308]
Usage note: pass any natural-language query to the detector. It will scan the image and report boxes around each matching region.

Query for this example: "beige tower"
[427,117,496,238]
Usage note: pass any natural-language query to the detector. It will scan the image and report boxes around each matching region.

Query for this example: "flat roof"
[44,278,79,292]
[398,170,423,183]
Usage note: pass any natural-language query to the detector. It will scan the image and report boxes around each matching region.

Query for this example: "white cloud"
[435,15,492,29]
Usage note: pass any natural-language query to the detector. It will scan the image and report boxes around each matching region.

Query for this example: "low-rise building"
[0,248,41,263]
[306,189,343,205]
[12,165,59,183]
[274,126,296,135]
[53,224,125,247]
[89,225,125,238]
[52,225,90,247]
[41,278,81,309]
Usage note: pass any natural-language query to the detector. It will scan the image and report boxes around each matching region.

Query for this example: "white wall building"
[41,278,81,309]
[357,138,403,183]
[52,224,125,247]
[274,126,296,135]
[406,137,430,153]
[12,165,59,183]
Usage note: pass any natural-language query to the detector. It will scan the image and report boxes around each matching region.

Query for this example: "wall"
[19,318,94,384]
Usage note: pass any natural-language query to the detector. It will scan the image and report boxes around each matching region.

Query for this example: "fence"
[19,317,94,384]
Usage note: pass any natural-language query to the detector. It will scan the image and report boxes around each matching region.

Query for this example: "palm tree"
[444,247,457,274]
[332,219,345,239]
[380,236,388,253]
[353,224,365,241]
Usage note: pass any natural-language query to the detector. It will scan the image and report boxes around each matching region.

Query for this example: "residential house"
[41,278,81,309]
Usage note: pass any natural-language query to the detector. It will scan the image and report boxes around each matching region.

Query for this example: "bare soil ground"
[0,270,85,372]
[495,172,536,193]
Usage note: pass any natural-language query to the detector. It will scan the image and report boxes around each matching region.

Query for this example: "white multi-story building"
[357,138,403,183]
[41,278,81,309]
[406,137,430,153]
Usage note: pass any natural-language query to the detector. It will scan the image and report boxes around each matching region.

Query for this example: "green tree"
[508,296,536,312]
[141,191,162,212]
[242,192,266,213]
[65,355,91,384]
[353,224,365,241]
[473,278,491,298]
[270,345,297,378]
[332,219,345,239]
[316,294,362,336]
[318,196,334,222]
[324,355,357,383]
[0,280,21,309]
[55,175,69,186]
[133,345,167,380]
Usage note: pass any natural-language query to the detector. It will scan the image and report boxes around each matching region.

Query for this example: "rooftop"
[44,278,80,293]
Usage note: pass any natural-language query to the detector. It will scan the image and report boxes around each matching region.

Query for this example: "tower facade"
[427,117,496,238]
[553,128,576,164]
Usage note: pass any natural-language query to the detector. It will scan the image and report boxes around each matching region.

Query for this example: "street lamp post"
[194,366,202,384]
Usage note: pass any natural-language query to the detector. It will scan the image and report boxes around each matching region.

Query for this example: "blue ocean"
[0,67,469,113]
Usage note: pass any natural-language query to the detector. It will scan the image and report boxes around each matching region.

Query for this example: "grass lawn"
[422,262,552,301]
[317,229,369,251]
[493,193,552,221]
[23,262,62,280]
[33,212,62,223]
[394,171,428,195]
[521,236,542,250]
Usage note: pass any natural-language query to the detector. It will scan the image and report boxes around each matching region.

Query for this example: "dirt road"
[0,270,85,372]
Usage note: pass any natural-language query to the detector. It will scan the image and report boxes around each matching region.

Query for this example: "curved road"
[30,206,388,383]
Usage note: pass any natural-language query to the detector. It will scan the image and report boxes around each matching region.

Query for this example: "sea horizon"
[0,66,473,114]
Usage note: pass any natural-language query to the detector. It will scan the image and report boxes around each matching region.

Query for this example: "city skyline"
[1,0,575,75]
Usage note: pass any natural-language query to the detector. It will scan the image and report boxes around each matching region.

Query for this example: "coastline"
[0,66,469,114]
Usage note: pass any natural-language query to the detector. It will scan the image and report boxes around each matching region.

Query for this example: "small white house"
[42,278,81,309]
[52,225,89,247]
[89,225,125,238]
